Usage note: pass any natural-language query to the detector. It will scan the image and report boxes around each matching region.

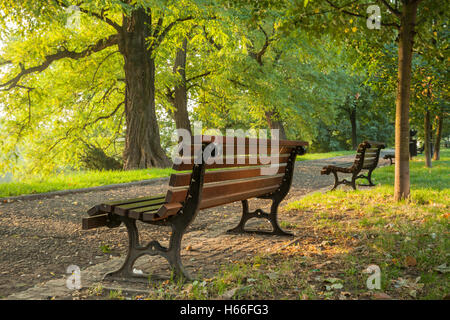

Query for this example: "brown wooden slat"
[142,203,183,222]
[82,214,109,230]
[113,198,167,216]
[363,157,377,163]
[166,174,284,203]
[128,205,162,220]
[366,141,385,147]
[365,152,378,157]
[178,142,295,158]
[198,135,308,147]
[101,194,165,212]
[173,154,291,171]
[199,185,279,209]
[87,204,103,216]
[363,160,376,168]
[169,164,287,187]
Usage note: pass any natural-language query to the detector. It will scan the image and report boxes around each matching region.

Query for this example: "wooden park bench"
[320,141,385,191]
[82,135,307,282]
[383,153,395,165]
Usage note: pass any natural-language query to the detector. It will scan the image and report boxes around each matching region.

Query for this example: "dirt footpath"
[0,155,392,299]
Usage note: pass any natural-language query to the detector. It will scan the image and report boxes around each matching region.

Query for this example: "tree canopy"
[0,0,447,201]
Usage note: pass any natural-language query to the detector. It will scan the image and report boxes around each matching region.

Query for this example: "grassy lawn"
[0,168,174,198]
[296,150,356,161]
[0,149,357,198]
[91,149,448,300]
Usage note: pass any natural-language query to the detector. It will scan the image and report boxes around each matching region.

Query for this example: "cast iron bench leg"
[103,216,190,283]
[227,200,293,236]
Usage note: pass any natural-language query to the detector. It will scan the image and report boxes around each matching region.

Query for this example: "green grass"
[296,150,356,161]
[0,168,174,198]
[0,148,359,198]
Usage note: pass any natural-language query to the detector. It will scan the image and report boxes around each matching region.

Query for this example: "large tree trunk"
[433,111,443,160]
[394,1,419,201]
[119,8,171,169]
[265,111,287,140]
[350,108,357,150]
[172,38,191,134]
[424,108,432,168]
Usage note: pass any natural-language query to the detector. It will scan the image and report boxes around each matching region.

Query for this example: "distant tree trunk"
[172,38,191,134]
[119,8,171,169]
[433,111,443,160]
[394,0,419,201]
[265,111,287,140]
[350,108,357,150]
[424,108,432,168]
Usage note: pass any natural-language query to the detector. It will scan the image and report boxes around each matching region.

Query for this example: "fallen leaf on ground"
[221,288,238,299]
[372,292,393,300]
[405,256,417,267]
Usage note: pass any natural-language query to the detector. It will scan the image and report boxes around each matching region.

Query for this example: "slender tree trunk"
[433,112,443,160]
[350,108,357,150]
[265,111,287,139]
[424,108,432,168]
[172,38,191,134]
[394,0,419,201]
[119,8,171,169]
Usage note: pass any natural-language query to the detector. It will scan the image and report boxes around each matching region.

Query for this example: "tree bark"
[424,108,432,168]
[350,108,357,150]
[172,38,192,134]
[394,0,419,201]
[265,111,287,139]
[433,112,442,160]
[119,8,171,169]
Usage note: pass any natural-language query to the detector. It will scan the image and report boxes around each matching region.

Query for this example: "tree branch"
[0,35,119,91]
[82,101,124,130]
[186,71,212,83]
[378,0,401,17]
[325,0,400,28]
[55,0,122,31]
[153,16,194,49]
[203,27,223,51]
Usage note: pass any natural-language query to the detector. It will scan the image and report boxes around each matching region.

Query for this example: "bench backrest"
[167,135,307,213]
[353,141,385,171]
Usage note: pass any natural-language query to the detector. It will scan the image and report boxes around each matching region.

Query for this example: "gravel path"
[0,155,392,298]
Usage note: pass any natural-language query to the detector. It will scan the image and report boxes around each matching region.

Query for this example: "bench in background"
[321,141,385,191]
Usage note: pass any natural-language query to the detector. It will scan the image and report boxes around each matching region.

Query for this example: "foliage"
[0,0,447,177]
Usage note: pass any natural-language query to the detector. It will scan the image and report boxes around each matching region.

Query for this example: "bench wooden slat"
[178,143,296,158]
[199,185,279,209]
[114,198,167,215]
[169,164,287,187]
[128,205,162,220]
[100,194,165,212]
[173,154,291,171]
[185,135,308,147]
[82,214,109,230]
[87,204,103,216]
[142,203,183,222]
[166,174,284,203]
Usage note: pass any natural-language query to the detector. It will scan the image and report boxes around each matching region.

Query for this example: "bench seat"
[81,135,308,282]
